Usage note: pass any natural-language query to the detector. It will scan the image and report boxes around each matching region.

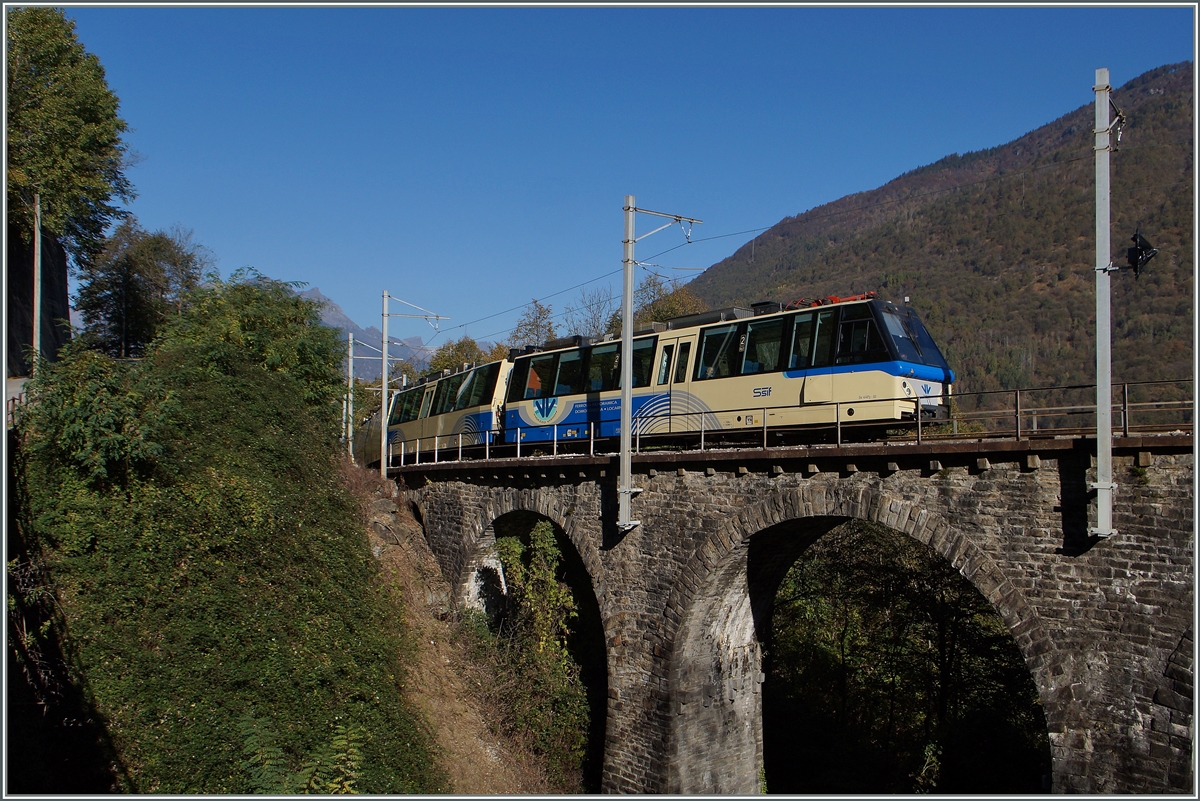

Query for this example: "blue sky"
[62,4,1195,351]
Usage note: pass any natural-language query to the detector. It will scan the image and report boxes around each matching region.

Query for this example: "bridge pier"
[403,437,1192,794]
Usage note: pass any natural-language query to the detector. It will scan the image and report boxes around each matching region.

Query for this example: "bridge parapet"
[402,434,1192,793]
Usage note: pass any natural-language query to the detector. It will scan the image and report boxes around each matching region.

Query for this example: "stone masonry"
[401,437,1193,793]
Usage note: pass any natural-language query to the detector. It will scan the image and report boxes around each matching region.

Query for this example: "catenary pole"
[617,197,702,531]
[346,332,354,459]
[1093,68,1116,537]
[380,291,389,479]
[32,193,41,375]
[620,196,638,531]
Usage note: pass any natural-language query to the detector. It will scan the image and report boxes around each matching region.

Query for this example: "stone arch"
[662,479,1056,794]
[445,485,606,614]
[418,483,610,791]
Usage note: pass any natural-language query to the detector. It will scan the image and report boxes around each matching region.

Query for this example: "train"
[353,292,955,468]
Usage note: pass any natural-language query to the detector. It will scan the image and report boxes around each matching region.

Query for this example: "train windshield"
[878,305,952,373]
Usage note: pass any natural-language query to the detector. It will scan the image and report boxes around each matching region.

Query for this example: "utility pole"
[345,332,354,458]
[32,193,41,375]
[619,195,701,532]
[1092,67,1116,538]
[381,292,389,478]
[379,291,448,478]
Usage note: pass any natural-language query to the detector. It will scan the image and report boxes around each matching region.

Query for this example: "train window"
[811,310,836,368]
[555,349,585,395]
[742,318,784,375]
[391,387,420,424]
[454,362,501,411]
[432,373,466,415]
[695,324,739,380]
[524,354,557,399]
[835,315,888,365]
[587,344,619,392]
[388,392,403,426]
[418,388,435,419]
[617,337,658,388]
[788,313,814,368]
[657,344,675,385]
[673,342,692,384]
[506,360,527,404]
[401,388,423,422]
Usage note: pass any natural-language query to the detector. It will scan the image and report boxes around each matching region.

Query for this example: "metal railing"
[6,392,26,430]
[381,378,1193,467]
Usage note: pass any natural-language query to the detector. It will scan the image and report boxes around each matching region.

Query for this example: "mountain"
[299,287,428,382]
[688,63,1193,397]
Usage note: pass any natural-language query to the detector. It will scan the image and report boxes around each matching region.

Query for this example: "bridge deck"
[389,432,1192,480]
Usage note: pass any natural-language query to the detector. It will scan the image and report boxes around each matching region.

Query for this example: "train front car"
[501,294,955,449]
[680,295,955,438]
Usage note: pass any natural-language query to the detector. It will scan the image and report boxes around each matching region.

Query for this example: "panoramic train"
[353,292,955,468]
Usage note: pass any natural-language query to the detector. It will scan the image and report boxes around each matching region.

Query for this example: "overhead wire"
[406,136,1188,352]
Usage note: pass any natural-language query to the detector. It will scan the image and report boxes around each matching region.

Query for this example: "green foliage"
[153,268,345,408]
[633,273,707,326]
[18,343,172,490]
[428,335,488,373]
[75,218,211,358]
[472,521,591,791]
[6,6,132,265]
[13,278,445,793]
[240,714,366,794]
[764,520,1050,794]
[690,63,1193,395]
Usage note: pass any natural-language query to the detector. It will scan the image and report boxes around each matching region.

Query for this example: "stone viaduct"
[396,434,1193,793]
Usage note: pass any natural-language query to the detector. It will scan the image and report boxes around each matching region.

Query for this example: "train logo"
[532,396,559,423]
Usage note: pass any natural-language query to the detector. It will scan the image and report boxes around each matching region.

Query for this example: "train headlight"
[902,382,913,397]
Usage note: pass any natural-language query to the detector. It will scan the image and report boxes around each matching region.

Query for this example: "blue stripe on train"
[504,393,666,443]
[781,360,954,384]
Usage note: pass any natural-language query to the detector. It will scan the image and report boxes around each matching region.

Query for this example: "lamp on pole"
[619,196,702,531]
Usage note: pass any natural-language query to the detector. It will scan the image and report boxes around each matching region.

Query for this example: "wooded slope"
[689,63,1193,395]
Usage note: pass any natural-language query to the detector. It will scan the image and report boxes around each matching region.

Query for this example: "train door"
[653,336,694,434]
[802,309,836,406]
[416,385,437,444]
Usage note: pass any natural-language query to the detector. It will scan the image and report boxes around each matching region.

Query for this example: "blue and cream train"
[354,293,955,468]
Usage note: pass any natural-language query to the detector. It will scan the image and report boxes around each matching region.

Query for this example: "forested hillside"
[689,63,1193,394]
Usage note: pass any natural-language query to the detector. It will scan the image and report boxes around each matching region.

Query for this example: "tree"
[7,7,133,267]
[153,267,345,408]
[605,274,708,335]
[634,273,706,326]
[483,340,510,362]
[74,218,211,358]
[509,298,557,349]
[427,335,488,373]
[562,285,617,339]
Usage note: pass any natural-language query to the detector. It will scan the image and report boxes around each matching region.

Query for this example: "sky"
[58,3,1196,353]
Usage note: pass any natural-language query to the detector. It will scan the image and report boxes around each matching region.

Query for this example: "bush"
[11,276,445,792]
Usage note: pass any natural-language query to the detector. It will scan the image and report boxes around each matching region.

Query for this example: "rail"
[381,378,1192,467]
